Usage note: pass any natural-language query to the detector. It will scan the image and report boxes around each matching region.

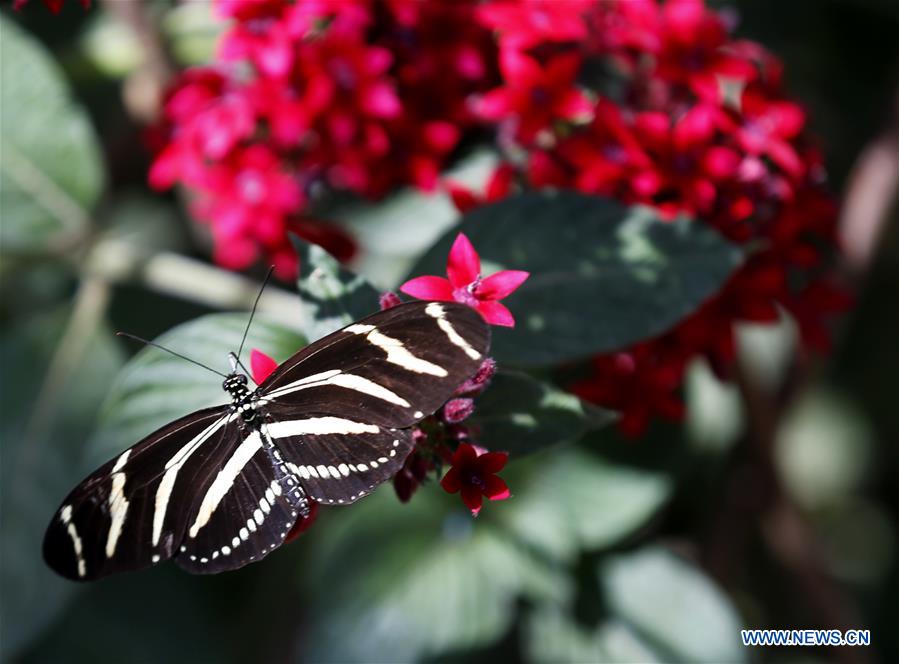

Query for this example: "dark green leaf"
[470,370,615,456]
[291,234,380,341]
[408,190,743,367]
[86,314,305,468]
[0,15,104,253]
[0,308,124,659]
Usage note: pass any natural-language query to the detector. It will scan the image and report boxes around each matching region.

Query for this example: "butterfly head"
[222,373,249,399]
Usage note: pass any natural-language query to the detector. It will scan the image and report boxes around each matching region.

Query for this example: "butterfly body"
[44,301,489,581]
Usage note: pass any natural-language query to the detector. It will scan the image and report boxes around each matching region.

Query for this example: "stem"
[86,238,302,328]
[14,275,110,494]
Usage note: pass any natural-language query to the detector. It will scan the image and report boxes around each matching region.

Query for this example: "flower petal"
[461,485,483,516]
[477,270,530,300]
[476,451,508,474]
[451,442,478,466]
[483,475,511,501]
[250,349,279,384]
[284,501,318,543]
[476,300,516,327]
[447,233,481,288]
[440,467,462,494]
[399,276,454,301]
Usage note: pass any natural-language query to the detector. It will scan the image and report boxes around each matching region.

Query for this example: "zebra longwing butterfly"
[44,301,489,581]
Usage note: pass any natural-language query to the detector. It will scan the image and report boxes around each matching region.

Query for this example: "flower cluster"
[150,0,498,278]
[152,0,847,436]
[391,355,505,516]
[453,0,848,436]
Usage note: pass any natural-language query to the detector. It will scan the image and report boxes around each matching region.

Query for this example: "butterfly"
[43,301,489,581]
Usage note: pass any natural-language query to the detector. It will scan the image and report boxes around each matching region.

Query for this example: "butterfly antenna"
[236,265,275,365]
[116,332,228,378]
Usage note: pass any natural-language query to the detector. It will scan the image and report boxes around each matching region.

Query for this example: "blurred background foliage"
[1,1,898,663]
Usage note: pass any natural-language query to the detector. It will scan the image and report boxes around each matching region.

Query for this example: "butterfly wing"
[44,406,231,580]
[173,424,309,575]
[257,301,490,427]
[255,302,490,505]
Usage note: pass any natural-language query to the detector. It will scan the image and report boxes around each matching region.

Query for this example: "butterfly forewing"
[44,301,490,580]
[258,301,489,428]
[43,407,231,580]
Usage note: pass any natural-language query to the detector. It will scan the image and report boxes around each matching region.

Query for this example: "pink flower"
[250,348,278,383]
[400,233,529,327]
[440,443,510,517]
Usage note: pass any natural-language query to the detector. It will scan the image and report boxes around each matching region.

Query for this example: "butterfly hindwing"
[261,406,415,505]
[174,427,308,574]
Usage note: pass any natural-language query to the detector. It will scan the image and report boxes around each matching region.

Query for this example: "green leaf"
[303,489,569,662]
[331,148,501,288]
[499,449,672,563]
[0,15,104,253]
[86,313,305,468]
[407,190,743,367]
[524,605,666,663]
[470,370,615,456]
[0,308,124,659]
[601,547,746,663]
[523,547,746,663]
[292,234,380,341]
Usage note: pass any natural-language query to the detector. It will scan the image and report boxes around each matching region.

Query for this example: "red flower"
[284,500,318,543]
[476,0,589,53]
[440,443,510,517]
[13,0,89,13]
[393,437,433,503]
[250,349,279,384]
[400,233,529,327]
[479,51,592,143]
[446,163,515,214]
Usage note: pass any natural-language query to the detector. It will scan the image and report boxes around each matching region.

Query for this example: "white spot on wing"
[60,505,86,577]
[105,472,129,558]
[153,414,229,546]
[267,418,379,437]
[265,371,411,407]
[426,302,482,360]
[111,449,131,473]
[188,431,263,538]
[346,324,448,376]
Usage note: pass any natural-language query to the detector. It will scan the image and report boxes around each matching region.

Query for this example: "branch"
[86,237,303,330]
